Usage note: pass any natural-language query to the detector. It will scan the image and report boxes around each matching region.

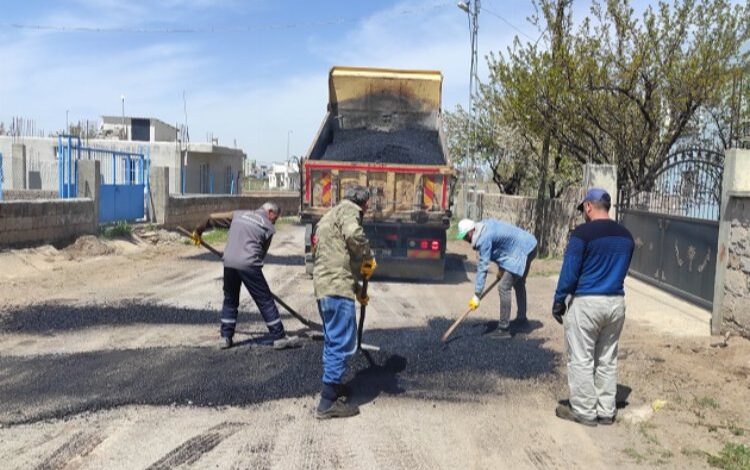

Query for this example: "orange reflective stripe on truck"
[423,175,435,209]
[321,172,332,207]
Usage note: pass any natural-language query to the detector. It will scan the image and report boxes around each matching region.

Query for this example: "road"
[0,223,748,469]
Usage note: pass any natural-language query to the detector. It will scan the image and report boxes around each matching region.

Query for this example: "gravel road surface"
[0,223,748,469]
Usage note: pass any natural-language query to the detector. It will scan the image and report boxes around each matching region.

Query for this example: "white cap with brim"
[456,218,476,240]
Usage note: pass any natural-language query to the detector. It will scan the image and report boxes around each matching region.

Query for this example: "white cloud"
[0,0,537,163]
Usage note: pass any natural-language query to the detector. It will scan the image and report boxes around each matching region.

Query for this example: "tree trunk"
[534,132,551,256]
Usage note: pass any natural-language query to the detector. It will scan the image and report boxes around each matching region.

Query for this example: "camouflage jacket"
[313,199,371,300]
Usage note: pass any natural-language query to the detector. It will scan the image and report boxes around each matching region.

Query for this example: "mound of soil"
[64,235,115,257]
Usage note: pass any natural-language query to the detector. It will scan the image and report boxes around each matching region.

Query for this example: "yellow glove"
[356,292,370,306]
[190,230,202,246]
[360,257,377,280]
[468,294,480,310]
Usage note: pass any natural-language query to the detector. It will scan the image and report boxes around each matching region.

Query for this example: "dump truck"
[301,66,455,281]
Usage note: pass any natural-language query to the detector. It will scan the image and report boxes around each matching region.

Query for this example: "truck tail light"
[420,240,429,250]
[384,233,398,241]
[431,240,440,251]
[311,234,318,246]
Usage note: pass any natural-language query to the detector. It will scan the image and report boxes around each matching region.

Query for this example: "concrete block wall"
[164,194,300,229]
[150,167,300,228]
[1,190,58,200]
[0,199,97,247]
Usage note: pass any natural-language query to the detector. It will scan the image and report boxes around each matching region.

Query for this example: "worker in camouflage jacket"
[313,185,376,419]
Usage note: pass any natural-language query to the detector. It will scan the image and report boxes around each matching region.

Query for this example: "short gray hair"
[343,185,370,206]
[261,201,281,216]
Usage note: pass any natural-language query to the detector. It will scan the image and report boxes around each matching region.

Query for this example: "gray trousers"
[564,295,626,420]
[498,248,536,329]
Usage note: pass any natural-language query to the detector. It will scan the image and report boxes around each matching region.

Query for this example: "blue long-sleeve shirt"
[554,219,634,304]
[473,219,537,295]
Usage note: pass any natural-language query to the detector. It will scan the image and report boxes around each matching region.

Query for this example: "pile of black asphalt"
[322,129,445,165]
[0,302,559,425]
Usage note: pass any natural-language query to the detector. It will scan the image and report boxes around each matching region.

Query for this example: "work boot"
[220,336,233,350]
[490,327,512,339]
[315,397,360,420]
[334,383,351,397]
[555,404,597,427]
[273,334,300,350]
[598,412,617,425]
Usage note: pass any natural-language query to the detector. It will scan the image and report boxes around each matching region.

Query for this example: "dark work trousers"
[221,266,284,339]
[498,247,537,330]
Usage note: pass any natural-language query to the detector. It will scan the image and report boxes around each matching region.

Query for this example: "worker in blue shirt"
[457,217,538,339]
[552,188,634,427]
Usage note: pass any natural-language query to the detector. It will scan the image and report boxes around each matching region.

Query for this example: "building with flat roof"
[100,116,178,142]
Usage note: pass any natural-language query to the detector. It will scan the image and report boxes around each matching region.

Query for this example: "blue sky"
[0,0,652,164]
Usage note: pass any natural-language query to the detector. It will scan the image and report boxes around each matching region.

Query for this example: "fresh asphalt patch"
[0,302,220,333]
[0,304,561,425]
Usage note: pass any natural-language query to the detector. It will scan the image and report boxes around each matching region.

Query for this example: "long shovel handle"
[176,226,224,258]
[441,271,504,343]
[357,278,369,350]
[176,225,322,331]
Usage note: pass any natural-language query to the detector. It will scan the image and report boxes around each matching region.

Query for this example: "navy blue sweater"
[554,219,634,304]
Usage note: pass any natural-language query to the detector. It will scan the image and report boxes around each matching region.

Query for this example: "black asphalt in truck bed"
[321,129,445,165]
[0,303,559,425]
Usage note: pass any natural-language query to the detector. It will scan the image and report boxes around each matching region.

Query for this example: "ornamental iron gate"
[618,148,723,310]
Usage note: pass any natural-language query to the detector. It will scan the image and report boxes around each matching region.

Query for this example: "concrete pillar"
[712,148,750,335]
[77,160,101,225]
[583,163,617,219]
[149,166,169,224]
[11,143,26,190]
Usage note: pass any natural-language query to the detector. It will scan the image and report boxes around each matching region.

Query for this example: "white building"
[0,116,245,195]
[100,116,178,142]
[268,162,300,190]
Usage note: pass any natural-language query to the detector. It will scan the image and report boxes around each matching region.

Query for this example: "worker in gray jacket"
[192,202,299,350]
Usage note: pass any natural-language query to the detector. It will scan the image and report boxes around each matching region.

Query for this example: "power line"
[482,6,536,42]
[0,2,452,34]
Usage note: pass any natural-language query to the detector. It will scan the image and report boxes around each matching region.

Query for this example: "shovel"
[441,271,504,343]
[175,226,380,352]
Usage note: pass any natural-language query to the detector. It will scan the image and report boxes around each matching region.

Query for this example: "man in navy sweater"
[552,188,634,426]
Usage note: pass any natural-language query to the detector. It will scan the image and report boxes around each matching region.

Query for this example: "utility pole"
[458,0,480,217]
[120,94,126,140]
[286,130,293,161]
[65,110,69,135]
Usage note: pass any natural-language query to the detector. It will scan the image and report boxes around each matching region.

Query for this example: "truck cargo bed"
[320,128,444,165]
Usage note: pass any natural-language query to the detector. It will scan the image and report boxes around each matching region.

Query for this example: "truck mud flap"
[374,258,445,282]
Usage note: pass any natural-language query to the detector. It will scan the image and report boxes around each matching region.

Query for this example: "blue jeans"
[222,266,284,339]
[317,296,357,384]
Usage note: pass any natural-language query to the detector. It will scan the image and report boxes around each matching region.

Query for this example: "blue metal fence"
[58,135,80,198]
[57,136,149,223]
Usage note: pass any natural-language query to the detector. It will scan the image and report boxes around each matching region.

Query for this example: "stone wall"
[0,199,97,247]
[163,193,300,229]
[456,187,581,256]
[477,192,580,256]
[719,194,750,336]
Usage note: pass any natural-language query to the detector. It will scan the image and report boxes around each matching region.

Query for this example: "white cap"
[456,218,476,240]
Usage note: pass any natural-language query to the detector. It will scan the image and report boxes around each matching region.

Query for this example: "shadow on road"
[348,352,408,407]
